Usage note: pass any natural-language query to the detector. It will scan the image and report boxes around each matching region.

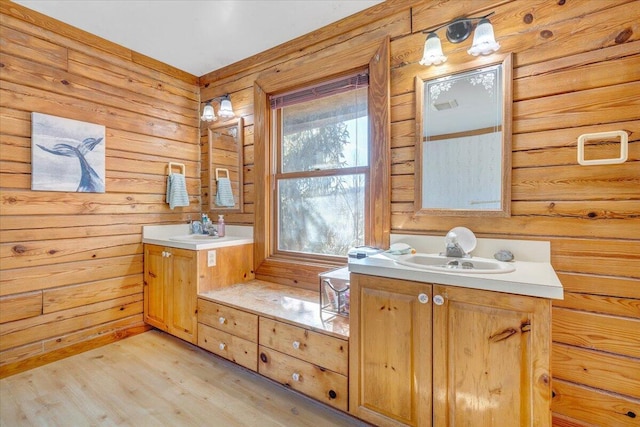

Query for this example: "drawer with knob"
[198,323,257,371]
[259,317,348,376]
[258,345,348,411]
[198,299,258,342]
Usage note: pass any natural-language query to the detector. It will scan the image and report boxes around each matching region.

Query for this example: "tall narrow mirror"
[415,54,512,216]
[209,117,243,212]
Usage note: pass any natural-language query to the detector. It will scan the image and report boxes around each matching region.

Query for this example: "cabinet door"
[432,285,551,427]
[349,274,432,427]
[143,244,169,331]
[167,247,198,343]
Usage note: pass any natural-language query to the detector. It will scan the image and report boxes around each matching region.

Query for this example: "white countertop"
[349,253,563,300]
[142,224,253,250]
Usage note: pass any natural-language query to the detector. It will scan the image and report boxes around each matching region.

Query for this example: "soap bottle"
[217,215,225,237]
[201,213,210,234]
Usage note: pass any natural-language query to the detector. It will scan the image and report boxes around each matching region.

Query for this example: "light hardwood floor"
[0,330,370,426]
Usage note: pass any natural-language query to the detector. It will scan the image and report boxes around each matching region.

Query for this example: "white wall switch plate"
[208,250,216,267]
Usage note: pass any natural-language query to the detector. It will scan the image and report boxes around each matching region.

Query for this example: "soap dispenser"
[201,213,210,234]
[217,215,225,237]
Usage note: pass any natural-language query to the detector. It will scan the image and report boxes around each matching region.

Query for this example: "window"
[253,38,390,285]
[270,74,369,258]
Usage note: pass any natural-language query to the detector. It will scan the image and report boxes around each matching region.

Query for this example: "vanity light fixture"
[200,94,235,122]
[217,95,235,120]
[419,12,500,66]
[201,101,216,122]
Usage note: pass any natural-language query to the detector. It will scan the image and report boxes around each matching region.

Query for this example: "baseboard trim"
[0,324,151,378]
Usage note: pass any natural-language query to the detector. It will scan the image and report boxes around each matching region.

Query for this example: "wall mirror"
[208,117,243,212]
[415,53,512,217]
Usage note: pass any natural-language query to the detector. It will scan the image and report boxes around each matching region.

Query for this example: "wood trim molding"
[253,81,271,270]
[253,37,391,286]
[368,36,392,249]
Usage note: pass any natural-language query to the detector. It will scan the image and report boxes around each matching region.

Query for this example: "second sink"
[392,253,515,274]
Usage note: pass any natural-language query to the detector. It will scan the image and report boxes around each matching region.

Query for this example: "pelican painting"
[31,113,105,193]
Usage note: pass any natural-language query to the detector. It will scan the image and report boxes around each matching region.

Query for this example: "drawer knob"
[260,353,268,363]
[292,340,300,350]
[218,316,226,325]
[418,293,429,304]
[219,343,226,351]
[434,295,445,306]
[292,372,301,382]
[328,390,337,399]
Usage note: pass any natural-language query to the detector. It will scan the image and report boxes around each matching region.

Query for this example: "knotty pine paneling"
[199,1,639,425]
[0,294,143,352]
[551,380,640,427]
[553,343,640,399]
[1,0,638,423]
[0,1,199,377]
[0,291,41,323]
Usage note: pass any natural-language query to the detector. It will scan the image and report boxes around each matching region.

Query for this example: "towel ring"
[168,162,186,175]
[215,168,230,180]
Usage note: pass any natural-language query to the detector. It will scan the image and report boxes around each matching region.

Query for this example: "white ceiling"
[14,0,383,77]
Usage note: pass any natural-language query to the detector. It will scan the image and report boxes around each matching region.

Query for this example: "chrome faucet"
[190,220,203,234]
[444,231,469,258]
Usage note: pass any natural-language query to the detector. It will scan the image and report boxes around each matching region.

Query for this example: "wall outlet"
[207,250,216,267]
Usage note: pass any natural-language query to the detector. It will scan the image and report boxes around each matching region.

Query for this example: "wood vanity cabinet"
[349,273,432,426]
[144,242,254,345]
[196,281,350,413]
[143,244,198,344]
[349,273,552,427]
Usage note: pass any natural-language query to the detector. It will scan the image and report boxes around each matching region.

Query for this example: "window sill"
[255,255,347,291]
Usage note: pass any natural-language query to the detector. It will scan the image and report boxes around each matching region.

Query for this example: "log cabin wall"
[200,0,639,425]
[0,1,201,377]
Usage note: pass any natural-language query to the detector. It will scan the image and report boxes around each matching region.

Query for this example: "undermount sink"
[392,253,515,274]
[169,234,220,242]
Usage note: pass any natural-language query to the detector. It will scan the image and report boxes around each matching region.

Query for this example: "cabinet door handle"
[434,295,445,306]
[292,341,300,350]
[219,343,226,351]
[218,316,226,325]
[418,293,429,304]
[162,251,167,257]
[164,251,172,257]
[292,372,301,382]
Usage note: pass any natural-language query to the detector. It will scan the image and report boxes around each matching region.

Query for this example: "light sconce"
[419,12,500,66]
[200,94,235,122]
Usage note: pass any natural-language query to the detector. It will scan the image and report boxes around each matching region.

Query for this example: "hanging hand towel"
[166,173,189,209]
[216,177,235,207]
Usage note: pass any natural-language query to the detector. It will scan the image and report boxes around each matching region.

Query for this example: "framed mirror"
[208,117,243,212]
[415,53,512,217]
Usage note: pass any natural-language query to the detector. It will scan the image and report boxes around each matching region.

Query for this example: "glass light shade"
[467,18,500,56]
[419,33,447,66]
[201,102,216,122]
[217,98,235,120]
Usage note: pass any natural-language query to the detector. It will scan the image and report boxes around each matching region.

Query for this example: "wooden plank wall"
[0,1,201,377]
[200,0,639,425]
